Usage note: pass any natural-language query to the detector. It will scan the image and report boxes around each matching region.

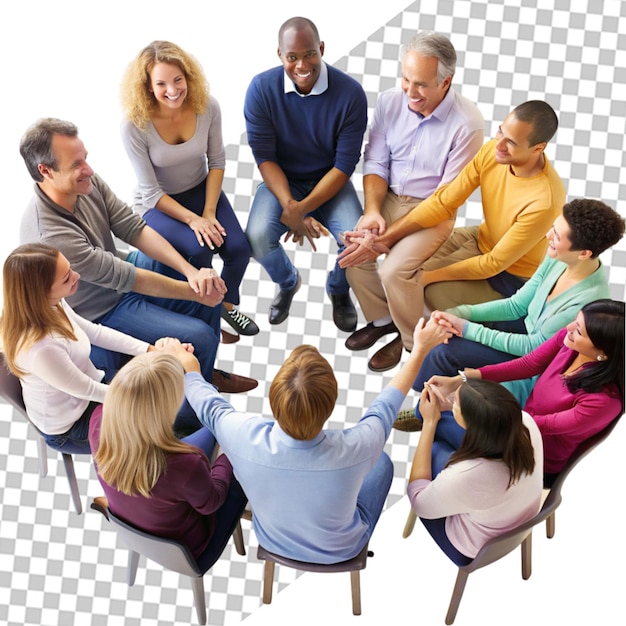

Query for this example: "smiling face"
[40,134,94,199]
[278,26,324,95]
[494,113,545,167]
[546,214,574,258]
[150,61,188,110]
[47,253,80,305]
[564,311,605,361]
[401,51,451,116]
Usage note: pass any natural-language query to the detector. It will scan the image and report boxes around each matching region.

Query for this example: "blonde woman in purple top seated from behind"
[89,351,246,563]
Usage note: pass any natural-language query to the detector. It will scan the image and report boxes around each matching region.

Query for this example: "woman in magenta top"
[423,299,624,476]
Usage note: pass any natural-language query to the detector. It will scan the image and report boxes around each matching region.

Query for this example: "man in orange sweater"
[339,100,566,371]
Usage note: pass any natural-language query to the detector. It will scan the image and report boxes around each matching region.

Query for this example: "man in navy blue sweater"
[244,16,367,331]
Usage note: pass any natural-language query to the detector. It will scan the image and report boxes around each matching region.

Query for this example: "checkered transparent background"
[2,1,625,624]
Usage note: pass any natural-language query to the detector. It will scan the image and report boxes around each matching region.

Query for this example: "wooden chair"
[0,355,87,513]
[257,542,372,616]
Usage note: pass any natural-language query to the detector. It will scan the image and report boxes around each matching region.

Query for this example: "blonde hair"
[0,243,76,377]
[95,352,199,497]
[269,345,337,440]
[121,40,209,129]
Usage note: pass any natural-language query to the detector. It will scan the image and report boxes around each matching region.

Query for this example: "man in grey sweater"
[19,117,256,394]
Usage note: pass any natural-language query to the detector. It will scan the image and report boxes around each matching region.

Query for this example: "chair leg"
[61,453,82,514]
[546,512,555,539]
[350,570,362,616]
[403,508,417,538]
[190,576,207,625]
[232,521,246,556]
[521,532,532,580]
[35,431,48,478]
[262,561,275,604]
[127,550,140,586]
[445,569,469,625]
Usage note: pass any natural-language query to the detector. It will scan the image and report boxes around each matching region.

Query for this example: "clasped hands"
[281,200,330,252]
[186,267,227,306]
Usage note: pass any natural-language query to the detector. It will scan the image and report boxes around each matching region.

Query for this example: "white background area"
[0,2,624,625]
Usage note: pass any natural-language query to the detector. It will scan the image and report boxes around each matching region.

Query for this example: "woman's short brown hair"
[269,345,338,440]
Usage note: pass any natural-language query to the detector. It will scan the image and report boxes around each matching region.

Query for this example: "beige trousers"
[422,226,506,311]
[346,190,454,349]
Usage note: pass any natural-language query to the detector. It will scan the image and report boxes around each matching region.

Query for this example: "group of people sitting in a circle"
[1,14,624,608]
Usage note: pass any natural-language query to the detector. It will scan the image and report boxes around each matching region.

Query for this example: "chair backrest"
[0,355,28,419]
[461,485,562,575]
[107,509,203,578]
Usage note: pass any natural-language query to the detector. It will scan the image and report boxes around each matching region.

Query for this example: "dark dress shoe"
[368,335,403,372]
[329,292,358,332]
[269,274,302,325]
[212,369,258,393]
[345,321,398,350]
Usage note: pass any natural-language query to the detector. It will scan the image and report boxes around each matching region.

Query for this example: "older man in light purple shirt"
[343,32,484,372]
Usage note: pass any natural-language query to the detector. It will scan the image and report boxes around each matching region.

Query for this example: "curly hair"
[121,40,209,129]
[563,198,625,258]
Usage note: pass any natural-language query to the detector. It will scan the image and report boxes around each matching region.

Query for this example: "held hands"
[186,267,227,305]
[419,383,442,427]
[424,375,463,410]
[337,229,390,268]
[284,216,329,252]
[411,316,458,356]
[187,214,226,250]
[431,310,466,337]
[157,337,201,373]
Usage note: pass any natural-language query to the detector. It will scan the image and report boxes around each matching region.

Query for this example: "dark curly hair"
[563,198,625,258]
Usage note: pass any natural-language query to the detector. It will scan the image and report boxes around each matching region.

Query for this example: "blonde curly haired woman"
[121,40,257,341]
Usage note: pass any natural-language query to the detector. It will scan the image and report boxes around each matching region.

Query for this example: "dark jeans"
[144,180,251,306]
[90,251,220,386]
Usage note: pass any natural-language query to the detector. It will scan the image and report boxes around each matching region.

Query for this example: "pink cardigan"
[480,329,622,473]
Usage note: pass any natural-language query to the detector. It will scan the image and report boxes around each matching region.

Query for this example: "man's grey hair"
[20,118,79,182]
[402,31,457,84]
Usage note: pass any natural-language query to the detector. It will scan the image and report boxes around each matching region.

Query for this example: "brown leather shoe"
[345,321,398,350]
[221,329,241,344]
[212,369,258,393]
[368,335,402,372]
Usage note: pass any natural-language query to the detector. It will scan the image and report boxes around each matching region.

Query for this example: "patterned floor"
[1,1,625,625]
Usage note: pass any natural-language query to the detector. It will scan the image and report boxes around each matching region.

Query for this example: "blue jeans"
[144,181,251,306]
[412,335,519,393]
[420,517,473,566]
[42,402,100,454]
[90,252,220,384]
[245,179,363,294]
[355,451,394,549]
[413,406,466,477]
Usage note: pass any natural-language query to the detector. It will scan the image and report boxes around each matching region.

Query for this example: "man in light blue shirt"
[162,319,454,564]
[342,32,484,372]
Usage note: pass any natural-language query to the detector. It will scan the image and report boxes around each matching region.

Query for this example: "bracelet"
[457,369,468,382]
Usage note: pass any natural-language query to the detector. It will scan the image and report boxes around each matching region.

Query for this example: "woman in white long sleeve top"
[1,243,151,452]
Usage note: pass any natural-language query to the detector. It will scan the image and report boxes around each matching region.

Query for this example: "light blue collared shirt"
[283,61,329,97]
[364,86,484,198]
[185,371,403,564]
